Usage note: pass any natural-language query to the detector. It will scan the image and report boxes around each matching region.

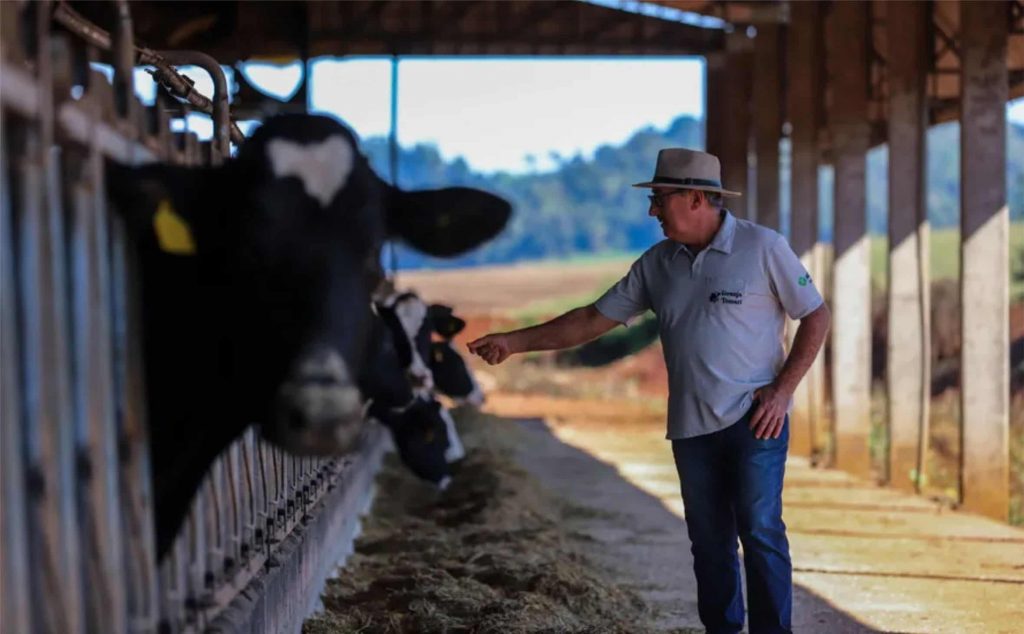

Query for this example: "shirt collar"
[709,209,736,254]
[672,209,736,258]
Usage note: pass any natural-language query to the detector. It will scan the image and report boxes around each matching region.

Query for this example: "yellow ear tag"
[153,199,196,255]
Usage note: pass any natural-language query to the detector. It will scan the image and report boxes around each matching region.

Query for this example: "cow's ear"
[426,304,453,327]
[428,304,466,337]
[106,162,223,254]
[386,186,511,257]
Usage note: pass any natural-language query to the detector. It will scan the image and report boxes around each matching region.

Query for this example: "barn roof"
[116,1,725,60]
[648,0,1024,125]
[70,0,1024,137]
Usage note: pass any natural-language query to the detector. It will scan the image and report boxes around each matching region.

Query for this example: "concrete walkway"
[488,393,1024,634]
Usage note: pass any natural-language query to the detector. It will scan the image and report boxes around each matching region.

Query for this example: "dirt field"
[396,259,631,317]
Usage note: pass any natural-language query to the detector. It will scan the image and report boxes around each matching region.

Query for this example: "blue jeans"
[671,408,792,634]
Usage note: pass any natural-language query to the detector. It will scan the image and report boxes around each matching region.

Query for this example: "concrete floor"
[487,393,1024,634]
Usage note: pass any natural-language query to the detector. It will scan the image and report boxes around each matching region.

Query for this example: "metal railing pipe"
[154,50,230,162]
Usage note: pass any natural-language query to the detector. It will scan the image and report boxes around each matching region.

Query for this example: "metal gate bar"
[1,3,385,632]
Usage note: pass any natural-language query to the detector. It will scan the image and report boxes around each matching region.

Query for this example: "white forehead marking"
[394,296,427,341]
[266,135,354,207]
[394,296,433,389]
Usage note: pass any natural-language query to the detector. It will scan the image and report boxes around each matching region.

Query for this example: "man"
[467,148,830,634]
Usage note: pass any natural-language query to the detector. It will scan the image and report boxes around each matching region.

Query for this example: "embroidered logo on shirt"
[798,274,812,287]
[709,290,743,305]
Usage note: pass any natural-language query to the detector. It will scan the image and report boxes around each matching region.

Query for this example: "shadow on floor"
[507,415,881,633]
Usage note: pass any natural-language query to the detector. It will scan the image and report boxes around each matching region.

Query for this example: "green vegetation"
[870,223,1024,300]
[556,313,659,367]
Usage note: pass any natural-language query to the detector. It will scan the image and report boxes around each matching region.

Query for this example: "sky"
[154,58,706,173]
[135,58,1024,175]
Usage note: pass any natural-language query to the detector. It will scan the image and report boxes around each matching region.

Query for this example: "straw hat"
[632,148,742,197]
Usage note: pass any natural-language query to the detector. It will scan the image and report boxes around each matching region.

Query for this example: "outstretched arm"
[467,304,619,365]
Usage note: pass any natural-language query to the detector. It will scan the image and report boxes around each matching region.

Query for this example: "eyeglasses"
[647,190,689,208]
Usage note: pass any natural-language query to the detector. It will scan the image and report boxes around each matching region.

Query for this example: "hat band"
[652,176,722,188]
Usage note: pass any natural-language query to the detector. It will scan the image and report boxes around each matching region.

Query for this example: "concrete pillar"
[754,22,782,230]
[886,0,931,492]
[787,1,823,458]
[959,1,1009,521]
[720,32,753,218]
[827,0,872,476]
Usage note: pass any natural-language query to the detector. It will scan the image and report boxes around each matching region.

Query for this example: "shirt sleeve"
[765,236,824,320]
[593,256,651,326]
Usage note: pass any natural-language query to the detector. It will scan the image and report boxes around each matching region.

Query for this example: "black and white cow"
[108,113,511,558]
[375,292,483,406]
[367,396,454,487]
[368,289,477,486]
[358,302,458,487]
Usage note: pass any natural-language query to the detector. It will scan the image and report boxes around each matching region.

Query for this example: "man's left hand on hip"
[750,383,791,439]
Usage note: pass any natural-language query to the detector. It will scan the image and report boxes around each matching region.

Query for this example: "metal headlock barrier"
[1,3,385,632]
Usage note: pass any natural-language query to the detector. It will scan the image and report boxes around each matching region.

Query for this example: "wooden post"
[787,2,822,458]
[754,22,782,230]
[959,1,1009,521]
[886,0,931,492]
[827,0,873,476]
[705,52,726,157]
[721,32,753,219]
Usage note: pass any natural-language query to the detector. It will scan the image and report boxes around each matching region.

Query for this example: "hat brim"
[632,181,742,197]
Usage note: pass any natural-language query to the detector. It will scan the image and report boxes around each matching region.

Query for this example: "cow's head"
[373,294,485,406]
[369,397,453,487]
[429,341,485,407]
[109,113,511,456]
[374,290,436,397]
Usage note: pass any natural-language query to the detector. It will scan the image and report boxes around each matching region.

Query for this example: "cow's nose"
[269,346,366,455]
[272,381,364,454]
[282,382,362,424]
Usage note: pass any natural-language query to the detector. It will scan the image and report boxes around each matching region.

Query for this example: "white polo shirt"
[594,210,824,439]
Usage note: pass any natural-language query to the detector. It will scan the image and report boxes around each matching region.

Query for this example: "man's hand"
[467,333,516,365]
[750,382,791,439]
[466,305,618,365]
[749,303,828,440]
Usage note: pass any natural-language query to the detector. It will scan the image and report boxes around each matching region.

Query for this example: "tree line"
[359,116,1024,270]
